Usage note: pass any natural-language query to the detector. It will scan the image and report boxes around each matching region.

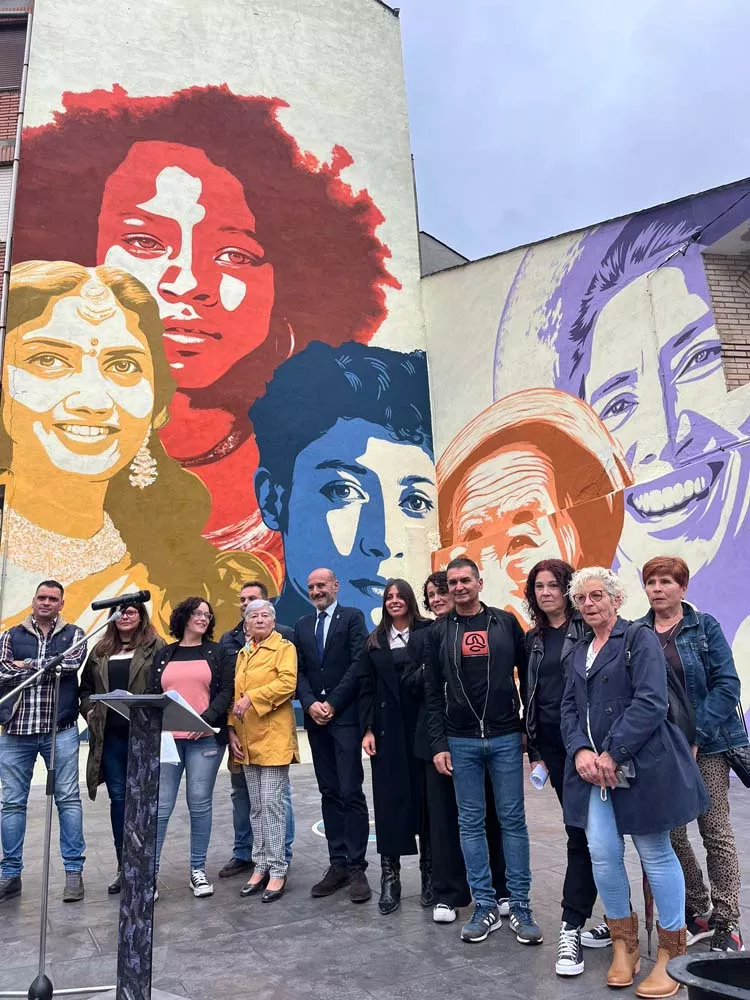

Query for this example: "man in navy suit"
[295,567,371,902]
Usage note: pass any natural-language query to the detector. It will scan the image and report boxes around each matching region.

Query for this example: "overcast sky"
[397,0,750,259]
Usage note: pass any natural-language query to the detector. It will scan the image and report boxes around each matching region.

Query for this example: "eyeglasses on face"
[119,608,140,619]
[191,610,212,621]
[572,590,606,606]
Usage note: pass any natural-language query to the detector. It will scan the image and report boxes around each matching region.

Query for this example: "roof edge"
[371,0,400,16]
[419,229,469,261]
[422,173,750,278]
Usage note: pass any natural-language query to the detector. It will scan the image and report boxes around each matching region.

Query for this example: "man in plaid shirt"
[0,580,87,903]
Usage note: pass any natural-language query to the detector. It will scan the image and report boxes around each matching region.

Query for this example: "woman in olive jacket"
[79,602,165,893]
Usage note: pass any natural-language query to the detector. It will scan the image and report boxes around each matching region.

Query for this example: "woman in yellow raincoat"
[228,599,298,903]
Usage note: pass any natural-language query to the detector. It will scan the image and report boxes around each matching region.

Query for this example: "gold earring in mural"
[129,430,158,489]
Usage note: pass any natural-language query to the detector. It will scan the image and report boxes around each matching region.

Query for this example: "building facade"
[424,178,750,702]
[1,0,432,635]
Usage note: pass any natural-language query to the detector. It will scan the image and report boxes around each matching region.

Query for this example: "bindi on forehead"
[21,296,146,353]
[137,166,206,227]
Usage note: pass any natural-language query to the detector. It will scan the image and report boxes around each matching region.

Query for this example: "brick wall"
[703,252,750,390]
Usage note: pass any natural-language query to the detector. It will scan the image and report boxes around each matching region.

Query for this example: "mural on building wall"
[433,389,631,625]
[252,342,434,626]
[4,1,431,636]
[434,180,750,687]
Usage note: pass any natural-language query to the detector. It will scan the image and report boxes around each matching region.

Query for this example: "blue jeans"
[0,726,86,876]
[449,732,531,908]
[156,736,224,871]
[101,730,129,860]
[586,786,685,931]
[230,766,295,862]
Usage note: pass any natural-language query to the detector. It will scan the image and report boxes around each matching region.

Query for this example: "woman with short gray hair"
[560,567,708,998]
[228,599,299,903]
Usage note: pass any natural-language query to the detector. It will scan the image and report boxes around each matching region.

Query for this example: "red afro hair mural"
[12,84,399,402]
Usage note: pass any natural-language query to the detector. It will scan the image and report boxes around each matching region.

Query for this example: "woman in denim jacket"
[639,555,747,954]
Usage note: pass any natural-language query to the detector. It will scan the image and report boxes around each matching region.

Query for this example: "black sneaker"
[687,910,714,946]
[509,901,544,945]
[218,857,254,879]
[189,868,214,898]
[460,903,502,943]
[556,922,584,976]
[710,923,745,952]
[0,875,22,903]
[581,921,612,948]
[108,868,122,895]
[310,865,349,898]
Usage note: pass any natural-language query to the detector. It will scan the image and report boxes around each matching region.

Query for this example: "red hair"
[641,556,690,589]
[13,85,398,378]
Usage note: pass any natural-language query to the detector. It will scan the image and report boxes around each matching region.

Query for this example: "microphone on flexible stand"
[90,590,151,611]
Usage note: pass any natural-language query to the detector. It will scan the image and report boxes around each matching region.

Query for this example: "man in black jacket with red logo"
[425,557,541,946]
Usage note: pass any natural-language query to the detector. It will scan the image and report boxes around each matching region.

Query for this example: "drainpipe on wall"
[0,3,34,615]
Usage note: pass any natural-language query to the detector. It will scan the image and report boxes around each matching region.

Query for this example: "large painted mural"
[1,0,432,634]
[427,178,750,702]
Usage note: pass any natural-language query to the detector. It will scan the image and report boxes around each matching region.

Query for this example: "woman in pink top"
[149,597,234,898]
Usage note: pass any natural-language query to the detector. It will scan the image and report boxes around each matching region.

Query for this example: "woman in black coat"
[524,559,599,974]
[561,567,709,999]
[360,579,431,914]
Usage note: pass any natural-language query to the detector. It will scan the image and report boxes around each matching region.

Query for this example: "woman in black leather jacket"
[524,559,600,977]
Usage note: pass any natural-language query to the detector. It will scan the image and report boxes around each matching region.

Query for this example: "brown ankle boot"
[607,913,641,987]
[635,924,686,998]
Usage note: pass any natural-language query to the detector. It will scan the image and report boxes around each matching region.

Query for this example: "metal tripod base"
[0,977,115,997]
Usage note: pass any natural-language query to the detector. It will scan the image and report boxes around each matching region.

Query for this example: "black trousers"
[308,721,370,872]
[537,729,597,928]
[424,762,507,908]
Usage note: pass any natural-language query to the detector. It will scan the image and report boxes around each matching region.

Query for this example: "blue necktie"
[315,610,326,661]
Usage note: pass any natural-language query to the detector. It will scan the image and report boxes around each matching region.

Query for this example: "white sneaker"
[189,869,214,898]
[433,903,457,923]
[497,896,510,917]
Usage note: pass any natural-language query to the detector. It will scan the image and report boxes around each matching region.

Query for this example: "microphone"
[91,590,151,611]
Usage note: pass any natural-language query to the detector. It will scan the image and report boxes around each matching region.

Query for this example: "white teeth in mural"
[59,424,114,439]
[631,475,708,515]
[163,332,204,344]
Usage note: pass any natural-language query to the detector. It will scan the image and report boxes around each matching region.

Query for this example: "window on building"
[703,251,750,391]
[0,18,25,90]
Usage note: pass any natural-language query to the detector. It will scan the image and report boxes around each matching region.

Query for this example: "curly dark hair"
[12,85,397,416]
[524,559,575,628]
[169,596,216,641]
[422,570,448,612]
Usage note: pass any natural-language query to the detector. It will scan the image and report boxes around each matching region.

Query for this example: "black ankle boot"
[378,855,401,915]
[108,867,122,895]
[419,840,434,907]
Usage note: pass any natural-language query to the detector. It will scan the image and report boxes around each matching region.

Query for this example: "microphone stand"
[0,610,123,1000]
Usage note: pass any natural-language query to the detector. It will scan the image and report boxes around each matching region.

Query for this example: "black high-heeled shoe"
[261,876,287,903]
[240,871,269,897]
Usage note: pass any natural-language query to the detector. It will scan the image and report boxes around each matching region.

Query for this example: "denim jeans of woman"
[156,736,224,871]
[101,729,129,861]
[586,786,685,930]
